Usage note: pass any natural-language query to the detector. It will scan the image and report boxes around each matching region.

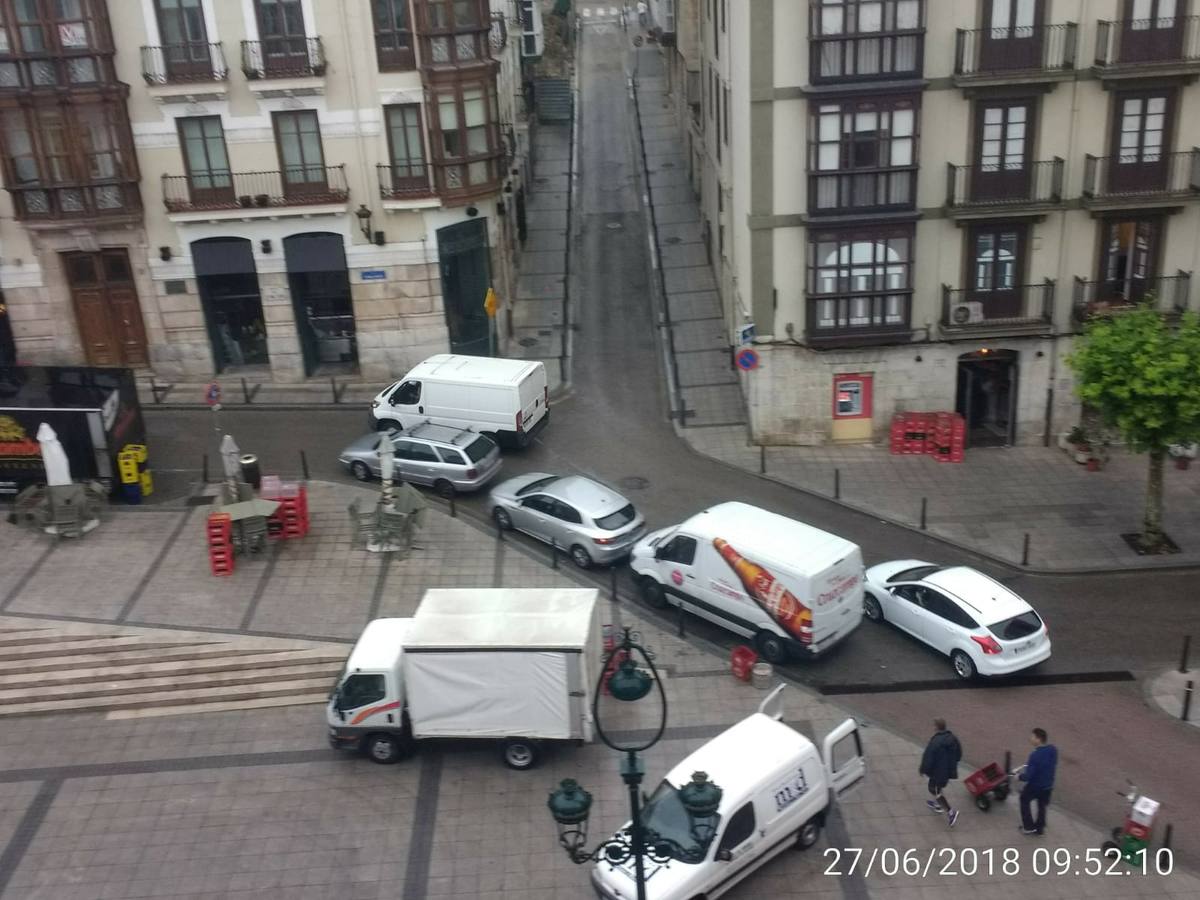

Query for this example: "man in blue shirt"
[1018,727,1058,835]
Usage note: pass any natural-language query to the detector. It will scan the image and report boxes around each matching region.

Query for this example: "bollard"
[449,493,457,518]
[1163,823,1173,851]
[300,450,310,481]
[496,519,505,543]
[834,467,840,500]
[330,377,338,403]
[551,538,559,569]
[1003,750,1011,781]
[150,375,161,404]
[202,453,209,484]
[920,497,927,531]
[677,602,685,638]
[1183,680,1194,722]
[610,566,618,603]
[1022,532,1030,567]
[241,377,250,404]
[1181,635,1192,674]
[760,445,766,474]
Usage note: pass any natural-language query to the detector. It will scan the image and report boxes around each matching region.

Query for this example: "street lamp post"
[547,628,723,900]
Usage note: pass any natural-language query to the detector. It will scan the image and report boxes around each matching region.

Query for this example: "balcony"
[806,291,913,347]
[161,166,349,219]
[1093,16,1200,79]
[808,31,924,85]
[376,164,438,208]
[1072,272,1192,324]
[945,159,1064,217]
[241,38,325,86]
[1081,150,1200,209]
[953,23,1076,86]
[7,181,140,225]
[140,43,227,86]
[808,167,917,218]
[940,280,1055,339]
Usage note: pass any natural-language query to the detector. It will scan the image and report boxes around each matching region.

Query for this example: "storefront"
[436,218,492,356]
[283,233,357,376]
[193,237,269,373]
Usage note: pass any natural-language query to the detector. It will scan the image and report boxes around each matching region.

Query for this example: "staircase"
[534,77,573,124]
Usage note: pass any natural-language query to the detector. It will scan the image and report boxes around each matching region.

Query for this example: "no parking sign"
[735,348,760,371]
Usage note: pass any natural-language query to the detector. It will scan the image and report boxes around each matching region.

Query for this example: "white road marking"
[582,6,591,15]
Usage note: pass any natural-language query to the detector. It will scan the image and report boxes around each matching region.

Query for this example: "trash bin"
[751,662,773,690]
[239,454,262,489]
[731,645,757,681]
[122,481,142,505]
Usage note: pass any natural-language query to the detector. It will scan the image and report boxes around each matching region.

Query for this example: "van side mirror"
[716,849,732,862]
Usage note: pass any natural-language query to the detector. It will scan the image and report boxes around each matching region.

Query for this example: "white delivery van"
[327,588,598,769]
[370,354,549,448]
[629,502,863,664]
[591,687,865,900]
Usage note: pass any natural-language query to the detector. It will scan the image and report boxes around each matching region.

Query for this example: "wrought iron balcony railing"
[945,158,1064,209]
[1072,272,1192,322]
[1081,150,1200,202]
[941,280,1055,332]
[140,43,227,84]
[377,164,434,199]
[1094,16,1200,69]
[953,23,1077,77]
[162,165,349,212]
[241,37,325,79]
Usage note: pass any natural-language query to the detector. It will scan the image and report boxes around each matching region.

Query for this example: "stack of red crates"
[266,482,310,539]
[930,412,966,463]
[207,512,234,576]
[889,412,931,455]
[889,411,966,463]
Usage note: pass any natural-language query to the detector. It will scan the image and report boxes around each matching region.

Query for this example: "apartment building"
[690,0,1200,447]
[0,0,539,384]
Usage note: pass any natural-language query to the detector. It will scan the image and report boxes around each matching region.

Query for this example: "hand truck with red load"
[964,751,1012,812]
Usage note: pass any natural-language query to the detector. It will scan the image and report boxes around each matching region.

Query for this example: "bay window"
[809,95,917,213]
[420,0,490,66]
[432,79,502,196]
[810,0,924,83]
[0,0,115,88]
[808,226,914,338]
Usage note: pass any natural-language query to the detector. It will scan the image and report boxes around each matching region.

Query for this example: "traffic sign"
[735,348,760,371]
[205,382,222,406]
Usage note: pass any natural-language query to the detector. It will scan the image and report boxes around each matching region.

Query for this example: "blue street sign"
[736,349,760,371]
[360,269,387,281]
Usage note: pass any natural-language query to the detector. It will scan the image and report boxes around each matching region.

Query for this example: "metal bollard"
[677,602,685,638]
[241,377,251,404]
[449,493,457,518]
[551,538,559,569]
[1181,635,1192,674]
[1163,823,1173,851]
[834,467,840,500]
[1003,750,1011,781]
[1022,532,1031,567]
[150,375,161,404]
[496,519,505,543]
[760,445,766,474]
[300,450,310,481]
[1183,680,1194,722]
[202,453,209,484]
[331,377,339,403]
[920,497,927,531]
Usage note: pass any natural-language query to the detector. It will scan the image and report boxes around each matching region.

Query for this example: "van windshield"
[463,436,495,463]
[639,780,720,865]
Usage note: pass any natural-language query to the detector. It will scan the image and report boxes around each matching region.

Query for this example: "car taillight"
[971,634,1003,655]
[466,468,477,478]
[516,410,524,432]
[594,536,615,545]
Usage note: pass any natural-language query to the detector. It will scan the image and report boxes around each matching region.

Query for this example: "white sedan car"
[862,560,1051,679]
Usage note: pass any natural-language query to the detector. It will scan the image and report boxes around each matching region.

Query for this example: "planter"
[1057,432,1072,452]
[254,194,270,207]
[1073,447,1092,464]
[1086,457,1102,472]
[238,195,253,208]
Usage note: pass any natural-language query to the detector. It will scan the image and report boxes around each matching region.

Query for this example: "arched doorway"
[955,349,1018,448]
[283,233,357,376]
[192,238,268,373]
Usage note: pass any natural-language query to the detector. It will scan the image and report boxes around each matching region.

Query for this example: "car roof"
[923,567,1032,624]
[680,502,858,567]
[542,476,629,516]
[345,617,410,672]
[409,354,541,386]
[663,713,815,814]
[405,422,487,447]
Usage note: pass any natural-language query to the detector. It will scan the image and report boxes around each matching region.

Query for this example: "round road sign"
[205,382,222,406]
[735,348,760,371]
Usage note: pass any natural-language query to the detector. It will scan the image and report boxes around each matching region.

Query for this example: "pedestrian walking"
[637,0,647,26]
[919,718,962,828]
[1017,727,1057,836]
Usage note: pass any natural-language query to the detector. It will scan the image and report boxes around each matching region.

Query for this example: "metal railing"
[1081,150,1200,201]
[954,23,1077,76]
[161,165,348,212]
[8,181,140,221]
[809,30,925,83]
[941,280,1055,330]
[241,37,325,79]
[945,158,1064,208]
[808,167,917,215]
[806,291,912,343]
[1072,272,1192,322]
[140,43,227,84]
[1095,16,1200,67]
[377,164,434,199]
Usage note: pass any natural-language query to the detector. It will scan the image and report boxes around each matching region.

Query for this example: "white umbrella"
[219,434,241,479]
[36,422,72,486]
[377,432,395,510]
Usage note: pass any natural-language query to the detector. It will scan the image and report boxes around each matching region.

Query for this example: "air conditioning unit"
[519,0,544,58]
[950,301,985,325]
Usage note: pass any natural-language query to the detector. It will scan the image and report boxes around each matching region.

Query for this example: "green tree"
[1068,305,1200,552]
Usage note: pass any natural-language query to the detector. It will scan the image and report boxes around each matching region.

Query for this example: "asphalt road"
[142,19,1200,868]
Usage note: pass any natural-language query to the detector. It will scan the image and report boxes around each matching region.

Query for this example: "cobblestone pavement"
[0,481,1196,898]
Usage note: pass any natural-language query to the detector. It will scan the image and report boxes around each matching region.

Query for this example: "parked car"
[338,423,502,497]
[862,560,1051,679]
[489,473,644,568]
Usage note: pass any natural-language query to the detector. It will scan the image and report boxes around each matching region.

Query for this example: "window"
[385,104,427,192]
[432,80,502,193]
[273,110,326,194]
[0,0,114,87]
[153,0,210,80]
[988,610,1043,640]
[391,380,420,405]
[372,0,413,69]
[1130,0,1177,28]
[423,0,487,65]
[178,117,231,197]
[550,500,582,524]
[810,96,917,212]
[921,590,978,629]
[396,440,439,462]
[715,87,721,161]
[463,436,493,462]
[1118,94,1166,163]
[891,584,921,603]
[658,534,697,565]
[436,447,467,465]
[971,224,1024,294]
[811,0,923,82]
[716,803,756,855]
[595,503,636,531]
[336,674,386,710]
[980,104,1026,172]
[1,102,130,188]
[721,0,726,32]
[808,226,913,333]
[522,495,556,514]
[989,0,1036,36]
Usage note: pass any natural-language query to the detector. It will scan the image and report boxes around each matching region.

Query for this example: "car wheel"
[795,817,822,850]
[376,419,401,432]
[570,544,592,569]
[350,461,372,482]
[363,733,402,764]
[951,650,977,680]
[492,507,513,531]
[755,631,789,665]
[502,738,539,770]
[863,592,884,622]
[433,479,456,499]
[640,577,669,609]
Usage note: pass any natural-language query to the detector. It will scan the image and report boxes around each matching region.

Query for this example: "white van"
[370,354,549,448]
[629,502,863,663]
[591,687,865,900]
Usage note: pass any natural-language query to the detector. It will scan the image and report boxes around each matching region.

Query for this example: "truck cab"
[327,618,411,763]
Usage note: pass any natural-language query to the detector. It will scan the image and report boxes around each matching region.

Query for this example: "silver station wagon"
[339,423,502,497]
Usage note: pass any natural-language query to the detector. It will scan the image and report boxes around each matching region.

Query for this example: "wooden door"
[980,0,1044,71]
[973,99,1034,202]
[1109,90,1172,194]
[1099,218,1160,304]
[968,222,1027,318]
[1119,0,1184,63]
[254,0,308,75]
[64,250,148,367]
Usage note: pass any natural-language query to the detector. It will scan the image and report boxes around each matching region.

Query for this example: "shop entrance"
[955,349,1018,448]
[437,219,492,356]
[193,238,268,373]
[283,233,357,377]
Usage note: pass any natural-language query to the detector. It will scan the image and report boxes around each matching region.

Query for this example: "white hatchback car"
[862,561,1051,679]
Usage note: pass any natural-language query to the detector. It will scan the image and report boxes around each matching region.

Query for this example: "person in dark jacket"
[1018,727,1058,835]
[919,718,962,827]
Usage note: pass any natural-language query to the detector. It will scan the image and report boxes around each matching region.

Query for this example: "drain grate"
[606,221,623,230]
[518,337,539,347]
[619,475,650,491]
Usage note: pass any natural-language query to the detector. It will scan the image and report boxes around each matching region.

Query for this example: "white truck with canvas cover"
[630,502,864,664]
[591,687,866,900]
[370,354,549,448]
[327,588,599,769]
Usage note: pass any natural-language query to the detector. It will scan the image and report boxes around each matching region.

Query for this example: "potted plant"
[238,195,253,208]
[254,194,270,207]
[1065,426,1090,463]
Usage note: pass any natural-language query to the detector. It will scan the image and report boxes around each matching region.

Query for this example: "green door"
[437,219,491,357]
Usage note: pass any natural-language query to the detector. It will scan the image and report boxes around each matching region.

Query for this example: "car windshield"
[595,503,636,531]
[887,565,943,583]
[987,610,1043,641]
[517,476,559,496]
[639,780,717,865]
[463,437,494,463]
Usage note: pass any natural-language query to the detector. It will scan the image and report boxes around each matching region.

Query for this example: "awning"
[193,238,257,277]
